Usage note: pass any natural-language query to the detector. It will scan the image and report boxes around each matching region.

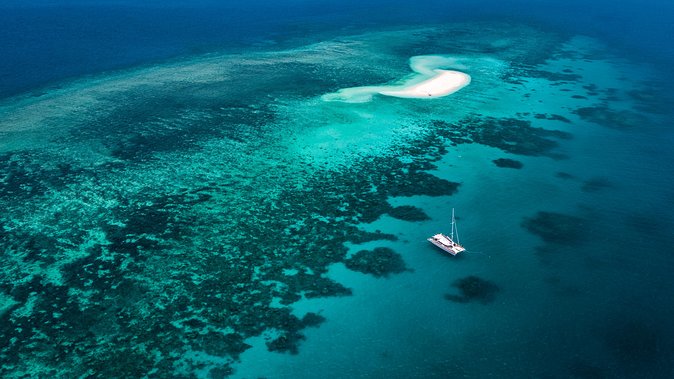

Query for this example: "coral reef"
[521,211,586,245]
[493,158,524,169]
[344,247,409,278]
[388,205,431,221]
[444,276,500,304]
[434,117,571,159]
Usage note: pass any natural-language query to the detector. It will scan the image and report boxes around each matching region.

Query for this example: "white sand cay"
[322,55,471,103]
[379,69,471,98]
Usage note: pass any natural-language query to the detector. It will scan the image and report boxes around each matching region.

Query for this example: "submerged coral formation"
[444,275,500,304]
[521,211,586,245]
[581,177,613,192]
[493,158,524,169]
[434,117,572,159]
[264,313,326,355]
[387,205,431,221]
[344,247,409,278]
[573,105,648,130]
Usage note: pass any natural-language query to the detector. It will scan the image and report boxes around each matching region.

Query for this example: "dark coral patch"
[0,277,102,369]
[303,277,352,299]
[583,84,600,96]
[0,152,87,200]
[263,312,324,355]
[555,172,575,180]
[521,211,586,245]
[573,105,648,130]
[568,360,605,379]
[388,171,459,198]
[301,312,326,328]
[581,177,612,192]
[0,153,47,199]
[628,86,674,114]
[526,69,581,82]
[469,118,571,158]
[444,275,499,304]
[493,158,523,169]
[603,319,664,370]
[434,117,571,159]
[208,365,234,379]
[346,229,398,244]
[68,80,285,162]
[534,113,571,123]
[345,247,408,278]
[266,332,305,355]
[388,205,430,221]
[191,332,251,358]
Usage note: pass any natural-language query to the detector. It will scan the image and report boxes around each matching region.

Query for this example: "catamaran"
[428,208,466,256]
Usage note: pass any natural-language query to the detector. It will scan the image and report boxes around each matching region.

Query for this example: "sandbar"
[322,55,471,103]
[379,69,470,98]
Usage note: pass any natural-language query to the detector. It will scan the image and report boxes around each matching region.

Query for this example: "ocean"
[1,1,673,378]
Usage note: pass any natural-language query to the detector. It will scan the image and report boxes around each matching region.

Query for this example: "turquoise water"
[1,2,674,378]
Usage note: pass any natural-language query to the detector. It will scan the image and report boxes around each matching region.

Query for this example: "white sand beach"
[322,55,471,103]
[379,69,470,98]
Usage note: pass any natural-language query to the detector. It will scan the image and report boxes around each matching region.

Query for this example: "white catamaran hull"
[428,234,466,256]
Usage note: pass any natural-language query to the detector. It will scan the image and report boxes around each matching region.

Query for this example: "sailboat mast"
[451,208,455,241]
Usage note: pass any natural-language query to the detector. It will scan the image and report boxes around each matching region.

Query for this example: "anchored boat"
[428,208,466,256]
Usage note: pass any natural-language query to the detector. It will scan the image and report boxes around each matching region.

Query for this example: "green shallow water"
[1,22,673,378]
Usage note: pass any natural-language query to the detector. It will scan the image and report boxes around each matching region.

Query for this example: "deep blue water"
[2,0,674,99]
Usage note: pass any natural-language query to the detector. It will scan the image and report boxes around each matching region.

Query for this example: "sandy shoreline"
[379,69,470,98]
[322,55,471,103]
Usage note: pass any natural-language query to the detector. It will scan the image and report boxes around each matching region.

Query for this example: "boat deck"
[428,234,466,256]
